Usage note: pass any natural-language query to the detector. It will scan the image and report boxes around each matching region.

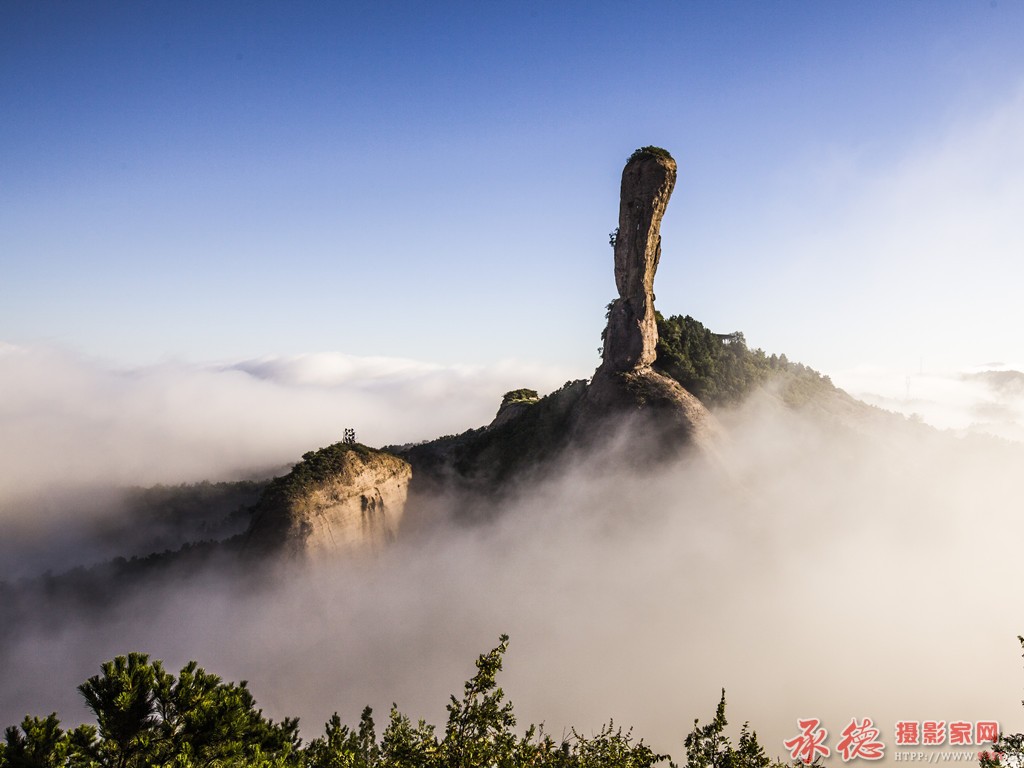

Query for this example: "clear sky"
[3,0,1024,377]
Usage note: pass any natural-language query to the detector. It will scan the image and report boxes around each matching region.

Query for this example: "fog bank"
[0,342,575,509]
[2,387,1022,766]
[834,363,1024,442]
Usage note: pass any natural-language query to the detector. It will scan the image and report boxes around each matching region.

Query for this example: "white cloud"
[833,363,1024,441]
[3,394,1024,766]
[0,343,578,512]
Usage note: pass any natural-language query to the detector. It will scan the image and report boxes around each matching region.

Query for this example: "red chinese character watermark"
[785,714,1000,760]
[895,720,920,746]
[837,717,884,761]
[785,718,830,764]
[976,721,1000,744]
[922,720,946,745]
[949,721,973,745]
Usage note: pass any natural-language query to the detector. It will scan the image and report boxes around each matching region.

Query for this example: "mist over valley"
[3,148,1024,767]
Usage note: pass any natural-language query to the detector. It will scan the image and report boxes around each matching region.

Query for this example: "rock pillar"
[600,148,677,373]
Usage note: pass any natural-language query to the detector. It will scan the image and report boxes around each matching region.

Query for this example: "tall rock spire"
[572,146,719,460]
[600,147,677,373]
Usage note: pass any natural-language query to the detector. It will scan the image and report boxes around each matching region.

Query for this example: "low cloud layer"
[0,342,575,510]
[834,363,1024,442]
[2,373,1023,766]
[0,342,576,579]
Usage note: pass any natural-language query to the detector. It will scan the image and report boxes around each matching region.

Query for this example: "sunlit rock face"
[600,149,676,374]
[244,445,411,559]
[575,148,719,458]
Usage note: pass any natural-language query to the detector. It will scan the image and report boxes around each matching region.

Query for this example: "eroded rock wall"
[244,445,411,560]
[600,150,677,374]
[575,147,720,458]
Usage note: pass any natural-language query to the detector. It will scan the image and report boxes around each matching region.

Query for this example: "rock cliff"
[572,147,719,457]
[244,443,411,559]
[600,147,676,373]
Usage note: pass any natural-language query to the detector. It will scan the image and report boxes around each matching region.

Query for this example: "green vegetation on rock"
[264,442,379,503]
[500,389,539,406]
[402,380,588,501]
[654,312,834,408]
[628,145,673,163]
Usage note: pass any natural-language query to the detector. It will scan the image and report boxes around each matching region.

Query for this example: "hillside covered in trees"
[653,313,834,408]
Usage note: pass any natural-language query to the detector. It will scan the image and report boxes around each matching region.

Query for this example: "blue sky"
[4,1,1024,377]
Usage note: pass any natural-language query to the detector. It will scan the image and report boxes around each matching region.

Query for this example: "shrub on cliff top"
[267,441,376,502]
[629,145,673,162]
[501,389,539,406]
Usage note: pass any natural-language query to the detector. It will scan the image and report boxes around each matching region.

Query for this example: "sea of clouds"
[3,343,1024,766]
[0,341,575,509]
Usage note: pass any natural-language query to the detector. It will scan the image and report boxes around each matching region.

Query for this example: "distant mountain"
[967,368,1024,394]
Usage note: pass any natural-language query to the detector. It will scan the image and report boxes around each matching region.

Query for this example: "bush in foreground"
[0,635,786,768]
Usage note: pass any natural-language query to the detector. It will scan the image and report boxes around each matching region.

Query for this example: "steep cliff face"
[244,443,411,559]
[601,147,676,373]
[573,147,719,457]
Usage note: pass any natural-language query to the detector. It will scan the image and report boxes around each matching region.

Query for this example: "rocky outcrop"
[573,147,719,457]
[400,380,587,514]
[600,147,677,373]
[244,443,411,559]
[489,389,540,429]
[253,147,720,546]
